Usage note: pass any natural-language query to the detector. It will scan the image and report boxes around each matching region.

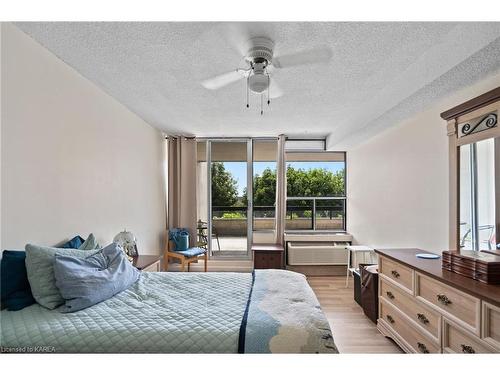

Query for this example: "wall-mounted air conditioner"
[288,242,349,266]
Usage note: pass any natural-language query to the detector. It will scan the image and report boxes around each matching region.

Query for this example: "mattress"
[0,270,337,353]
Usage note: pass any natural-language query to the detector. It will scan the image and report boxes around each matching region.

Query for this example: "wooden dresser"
[375,248,500,354]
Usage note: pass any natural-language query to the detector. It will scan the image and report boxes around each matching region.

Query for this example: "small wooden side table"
[252,243,284,269]
[345,245,376,287]
[132,255,162,272]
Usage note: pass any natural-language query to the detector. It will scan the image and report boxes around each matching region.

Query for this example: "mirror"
[459,137,498,251]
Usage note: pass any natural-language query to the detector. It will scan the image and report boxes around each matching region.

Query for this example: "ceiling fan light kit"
[201,36,332,116]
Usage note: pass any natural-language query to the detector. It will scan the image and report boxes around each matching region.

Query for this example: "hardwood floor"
[308,276,403,353]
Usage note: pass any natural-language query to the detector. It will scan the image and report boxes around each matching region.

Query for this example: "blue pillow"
[54,243,140,313]
[59,235,86,249]
[1,250,36,311]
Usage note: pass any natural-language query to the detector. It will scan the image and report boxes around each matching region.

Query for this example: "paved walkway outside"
[211,236,247,252]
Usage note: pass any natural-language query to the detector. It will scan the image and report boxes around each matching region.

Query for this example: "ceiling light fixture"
[201,36,332,116]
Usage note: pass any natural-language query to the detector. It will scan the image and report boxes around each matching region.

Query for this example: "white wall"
[1,23,166,254]
[347,71,500,253]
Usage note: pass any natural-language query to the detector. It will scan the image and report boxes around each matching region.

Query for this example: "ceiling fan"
[201,36,332,114]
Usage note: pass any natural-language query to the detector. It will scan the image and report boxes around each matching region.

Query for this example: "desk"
[346,245,376,287]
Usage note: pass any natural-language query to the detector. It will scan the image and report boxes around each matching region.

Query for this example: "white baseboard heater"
[288,242,349,266]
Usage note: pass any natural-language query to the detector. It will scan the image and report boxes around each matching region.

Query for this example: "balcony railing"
[212,205,344,219]
[211,201,345,234]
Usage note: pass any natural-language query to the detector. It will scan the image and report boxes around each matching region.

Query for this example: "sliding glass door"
[196,138,281,258]
[201,140,252,258]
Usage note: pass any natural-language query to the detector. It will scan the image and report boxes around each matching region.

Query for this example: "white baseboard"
[165,259,253,273]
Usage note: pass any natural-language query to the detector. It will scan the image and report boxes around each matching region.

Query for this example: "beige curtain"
[274,134,286,245]
[167,136,197,247]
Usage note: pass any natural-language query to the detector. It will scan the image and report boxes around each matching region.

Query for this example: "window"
[285,150,346,231]
[253,140,277,232]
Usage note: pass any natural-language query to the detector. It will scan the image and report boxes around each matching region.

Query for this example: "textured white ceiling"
[15,22,500,149]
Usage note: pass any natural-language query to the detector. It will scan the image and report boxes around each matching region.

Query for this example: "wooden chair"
[164,239,208,272]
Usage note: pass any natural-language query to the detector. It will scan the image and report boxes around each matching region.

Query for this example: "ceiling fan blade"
[201,69,246,90]
[225,23,253,57]
[269,77,284,99]
[273,47,332,69]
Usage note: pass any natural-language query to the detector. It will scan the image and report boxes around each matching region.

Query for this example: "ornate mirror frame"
[441,87,500,252]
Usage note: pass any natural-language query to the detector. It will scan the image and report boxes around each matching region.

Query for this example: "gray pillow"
[54,243,140,313]
[25,244,100,309]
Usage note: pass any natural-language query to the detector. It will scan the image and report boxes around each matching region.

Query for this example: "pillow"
[54,243,140,313]
[79,233,100,250]
[1,250,36,311]
[25,244,100,309]
[59,235,86,249]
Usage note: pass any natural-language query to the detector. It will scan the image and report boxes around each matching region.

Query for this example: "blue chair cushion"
[175,247,207,257]
[1,250,36,311]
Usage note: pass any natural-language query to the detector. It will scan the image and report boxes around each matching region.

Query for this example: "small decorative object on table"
[113,229,138,262]
[416,253,440,259]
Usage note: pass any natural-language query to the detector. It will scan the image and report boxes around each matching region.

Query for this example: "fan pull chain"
[260,93,263,115]
[246,76,250,108]
[267,74,270,106]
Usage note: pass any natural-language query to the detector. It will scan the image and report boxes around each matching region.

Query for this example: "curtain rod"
[164,135,328,141]
[195,136,278,140]
[164,135,196,140]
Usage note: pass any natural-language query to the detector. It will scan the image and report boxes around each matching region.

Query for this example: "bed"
[0,269,337,353]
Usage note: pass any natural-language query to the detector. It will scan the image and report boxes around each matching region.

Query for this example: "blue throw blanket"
[240,270,338,353]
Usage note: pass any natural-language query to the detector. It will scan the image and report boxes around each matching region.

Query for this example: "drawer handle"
[386,291,395,300]
[391,270,400,278]
[386,315,395,324]
[436,293,452,305]
[461,344,475,354]
[417,313,429,324]
[417,342,429,354]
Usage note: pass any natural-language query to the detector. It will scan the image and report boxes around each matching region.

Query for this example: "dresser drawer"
[443,319,496,353]
[380,278,440,340]
[379,256,414,293]
[380,300,440,353]
[415,272,481,335]
[482,302,500,351]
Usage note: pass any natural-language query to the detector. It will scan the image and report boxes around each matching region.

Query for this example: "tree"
[253,167,277,206]
[243,166,345,206]
[211,162,239,207]
[286,166,344,197]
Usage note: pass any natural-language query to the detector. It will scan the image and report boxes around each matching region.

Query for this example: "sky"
[222,161,345,196]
